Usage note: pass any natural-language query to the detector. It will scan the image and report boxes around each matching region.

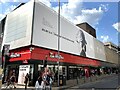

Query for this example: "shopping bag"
[35,80,40,89]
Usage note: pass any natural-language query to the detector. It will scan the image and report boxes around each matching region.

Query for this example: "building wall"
[93,38,106,61]
[104,42,118,52]
[104,46,118,64]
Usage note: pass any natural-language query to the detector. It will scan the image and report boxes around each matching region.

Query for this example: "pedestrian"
[55,70,58,82]
[35,71,43,90]
[47,70,53,90]
[42,67,48,89]
[5,76,10,88]
[10,72,16,89]
[38,72,43,86]
[42,67,53,90]
[24,73,29,90]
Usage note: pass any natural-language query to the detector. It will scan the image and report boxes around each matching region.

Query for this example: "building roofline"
[12,3,25,12]
[76,22,96,32]
[104,42,118,47]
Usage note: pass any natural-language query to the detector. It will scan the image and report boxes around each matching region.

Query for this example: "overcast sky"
[0,0,119,46]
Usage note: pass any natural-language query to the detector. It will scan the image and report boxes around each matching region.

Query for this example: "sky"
[0,0,119,46]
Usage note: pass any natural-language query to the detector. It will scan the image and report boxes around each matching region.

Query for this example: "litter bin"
[63,75,66,85]
[59,75,63,86]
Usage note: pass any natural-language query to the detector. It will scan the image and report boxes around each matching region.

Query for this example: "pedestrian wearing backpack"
[42,67,53,90]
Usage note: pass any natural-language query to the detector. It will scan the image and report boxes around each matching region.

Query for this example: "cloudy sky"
[0,0,119,45]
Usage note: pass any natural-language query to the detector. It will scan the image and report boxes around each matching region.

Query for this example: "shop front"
[4,45,117,86]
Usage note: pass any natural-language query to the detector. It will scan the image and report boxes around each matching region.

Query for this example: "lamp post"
[57,0,60,87]
[2,44,10,83]
[44,55,48,68]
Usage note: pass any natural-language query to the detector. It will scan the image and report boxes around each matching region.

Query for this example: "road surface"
[66,74,120,90]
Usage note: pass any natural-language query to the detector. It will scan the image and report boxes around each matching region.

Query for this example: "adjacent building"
[0,17,6,66]
[104,42,118,52]
[104,42,119,64]
[76,22,96,38]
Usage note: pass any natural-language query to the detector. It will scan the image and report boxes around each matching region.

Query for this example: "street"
[66,74,120,90]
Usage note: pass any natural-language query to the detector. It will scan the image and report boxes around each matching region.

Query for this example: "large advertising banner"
[33,2,104,60]
[18,65,30,85]
[3,1,33,50]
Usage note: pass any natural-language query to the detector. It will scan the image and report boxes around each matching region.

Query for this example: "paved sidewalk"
[1,84,69,90]
[1,83,70,90]
[1,74,118,90]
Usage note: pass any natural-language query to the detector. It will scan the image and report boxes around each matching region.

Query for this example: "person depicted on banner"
[76,30,87,57]
[24,73,29,90]
[10,72,16,88]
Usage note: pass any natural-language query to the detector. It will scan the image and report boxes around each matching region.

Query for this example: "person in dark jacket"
[10,72,16,88]
[37,72,43,86]
[24,73,29,90]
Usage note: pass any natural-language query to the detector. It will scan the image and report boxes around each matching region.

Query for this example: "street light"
[57,0,60,87]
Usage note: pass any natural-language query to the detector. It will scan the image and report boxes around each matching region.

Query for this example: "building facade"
[1,0,119,85]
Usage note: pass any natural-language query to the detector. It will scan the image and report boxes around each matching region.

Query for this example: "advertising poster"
[33,2,106,61]
[18,65,30,85]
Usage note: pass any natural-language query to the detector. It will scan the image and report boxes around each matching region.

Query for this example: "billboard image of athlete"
[76,30,87,57]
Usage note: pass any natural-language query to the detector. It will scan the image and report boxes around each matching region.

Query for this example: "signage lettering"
[10,53,21,58]
[42,17,53,28]
[42,28,74,43]
[23,60,28,64]
[49,52,64,59]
